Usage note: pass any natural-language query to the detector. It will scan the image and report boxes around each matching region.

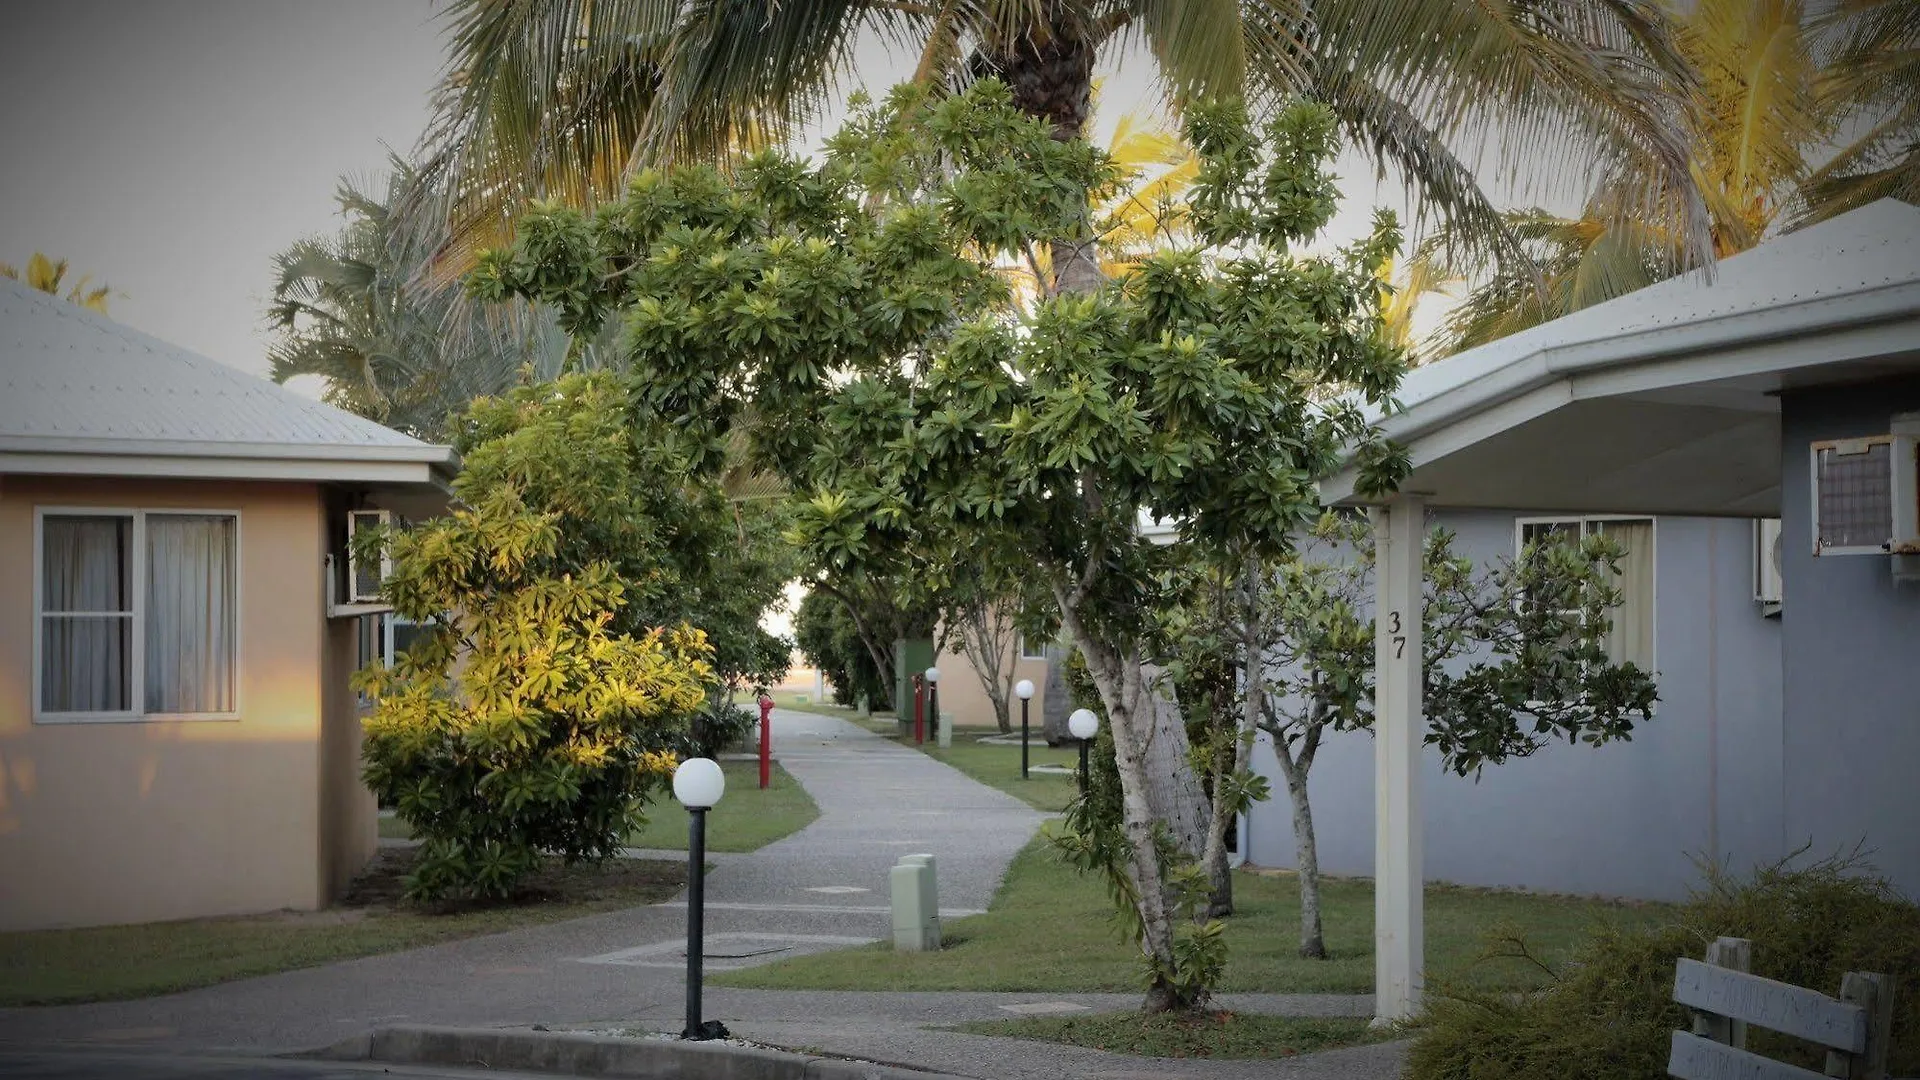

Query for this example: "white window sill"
[33,712,242,725]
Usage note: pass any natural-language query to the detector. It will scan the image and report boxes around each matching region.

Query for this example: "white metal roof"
[0,277,456,487]
[1322,198,1920,514]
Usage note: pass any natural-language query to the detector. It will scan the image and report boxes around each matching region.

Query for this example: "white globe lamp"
[673,757,726,809]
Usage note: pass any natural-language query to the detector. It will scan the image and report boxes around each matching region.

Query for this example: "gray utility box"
[890,853,941,952]
[936,712,954,748]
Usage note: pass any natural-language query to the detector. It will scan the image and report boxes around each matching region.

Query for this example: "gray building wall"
[1778,377,1920,898]
[1246,509,1785,901]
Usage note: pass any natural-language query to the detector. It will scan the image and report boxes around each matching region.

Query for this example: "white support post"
[1371,494,1425,1025]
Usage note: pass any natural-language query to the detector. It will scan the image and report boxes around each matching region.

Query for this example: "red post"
[757,693,774,790]
[913,675,926,744]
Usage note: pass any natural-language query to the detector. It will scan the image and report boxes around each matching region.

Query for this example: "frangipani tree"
[471,81,1409,1012]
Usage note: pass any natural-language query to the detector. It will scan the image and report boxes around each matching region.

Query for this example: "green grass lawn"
[957,1012,1385,1060]
[715,834,1670,994]
[625,761,819,852]
[747,689,868,720]
[379,761,818,854]
[750,691,1081,812]
[908,732,1082,813]
[0,849,685,1006]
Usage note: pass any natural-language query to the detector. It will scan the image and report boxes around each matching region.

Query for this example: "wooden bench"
[1668,936,1897,1080]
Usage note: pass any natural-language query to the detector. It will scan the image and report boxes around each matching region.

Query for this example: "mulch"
[339,847,688,914]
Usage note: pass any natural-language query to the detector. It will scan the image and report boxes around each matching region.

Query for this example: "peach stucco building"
[0,279,455,932]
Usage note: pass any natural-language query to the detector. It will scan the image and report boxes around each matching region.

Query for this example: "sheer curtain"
[40,515,132,712]
[145,515,236,713]
[1597,519,1656,670]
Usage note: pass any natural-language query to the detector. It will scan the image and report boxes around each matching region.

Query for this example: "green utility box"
[892,636,933,733]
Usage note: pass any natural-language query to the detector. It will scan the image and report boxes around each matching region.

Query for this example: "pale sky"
[1,2,1455,403]
[0,1,444,391]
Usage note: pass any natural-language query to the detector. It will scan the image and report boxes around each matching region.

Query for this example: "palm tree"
[2,252,113,312]
[410,0,1711,290]
[1423,0,1918,355]
[1801,0,1920,221]
[267,165,567,438]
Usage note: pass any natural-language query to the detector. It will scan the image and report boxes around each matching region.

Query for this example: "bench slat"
[1673,958,1869,1052]
[1668,1031,1828,1080]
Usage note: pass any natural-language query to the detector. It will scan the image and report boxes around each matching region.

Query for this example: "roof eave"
[1322,279,1920,505]
[0,449,454,488]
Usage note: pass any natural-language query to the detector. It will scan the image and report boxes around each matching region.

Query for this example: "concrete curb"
[309,1024,981,1080]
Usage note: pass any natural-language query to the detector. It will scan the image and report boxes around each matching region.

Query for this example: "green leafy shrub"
[356,374,718,901]
[686,699,758,760]
[1405,857,1920,1079]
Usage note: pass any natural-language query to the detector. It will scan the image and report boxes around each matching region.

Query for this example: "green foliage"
[957,1012,1379,1060]
[355,373,726,901]
[448,370,796,697]
[1260,512,1659,779]
[1406,856,1920,1079]
[472,79,1409,1010]
[793,589,889,708]
[267,163,568,439]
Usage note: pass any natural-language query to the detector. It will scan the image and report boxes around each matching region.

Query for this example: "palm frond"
[1303,0,1710,272]
[1798,0,1920,224]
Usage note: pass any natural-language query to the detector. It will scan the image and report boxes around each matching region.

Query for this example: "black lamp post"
[1014,678,1035,779]
[1068,708,1098,791]
[673,758,728,1041]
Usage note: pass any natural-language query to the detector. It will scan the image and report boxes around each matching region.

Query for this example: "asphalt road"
[0,1048,568,1080]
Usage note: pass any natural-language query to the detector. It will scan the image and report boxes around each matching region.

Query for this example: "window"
[1515,516,1656,670]
[36,509,238,720]
[1017,634,1048,661]
[354,613,436,701]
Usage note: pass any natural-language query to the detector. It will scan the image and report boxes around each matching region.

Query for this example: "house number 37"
[1387,611,1406,660]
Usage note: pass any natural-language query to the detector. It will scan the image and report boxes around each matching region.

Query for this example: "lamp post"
[1014,679,1035,779]
[924,666,941,745]
[1068,708,1098,792]
[673,757,728,1041]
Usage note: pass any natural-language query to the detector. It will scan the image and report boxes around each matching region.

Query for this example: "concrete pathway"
[0,710,1406,1078]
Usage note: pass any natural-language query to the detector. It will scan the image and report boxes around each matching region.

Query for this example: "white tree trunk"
[1202,570,1264,916]
[1056,600,1188,1011]
[955,605,1016,733]
[1283,762,1327,959]
[1138,665,1209,862]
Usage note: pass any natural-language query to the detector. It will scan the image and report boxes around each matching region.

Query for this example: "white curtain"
[145,515,236,713]
[40,516,132,712]
[1597,519,1655,670]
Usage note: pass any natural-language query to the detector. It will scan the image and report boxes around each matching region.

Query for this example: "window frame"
[33,506,244,724]
[1017,634,1048,662]
[1512,514,1658,673]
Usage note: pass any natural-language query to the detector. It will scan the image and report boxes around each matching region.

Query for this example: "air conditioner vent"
[1754,518,1783,606]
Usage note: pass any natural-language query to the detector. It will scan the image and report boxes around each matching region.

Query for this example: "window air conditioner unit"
[326,509,395,618]
[1753,518,1783,607]
[1810,427,1918,580]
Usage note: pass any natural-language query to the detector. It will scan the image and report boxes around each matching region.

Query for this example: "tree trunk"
[1041,641,1074,744]
[955,604,1018,735]
[983,16,1105,298]
[1138,664,1210,865]
[1282,763,1327,959]
[1203,565,1265,916]
[1005,22,1208,1012]
[1057,600,1191,1013]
